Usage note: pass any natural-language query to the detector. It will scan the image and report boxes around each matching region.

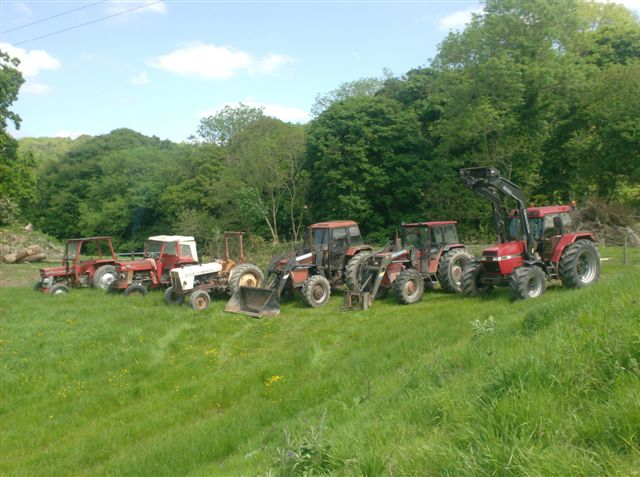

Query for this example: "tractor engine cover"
[170,261,224,292]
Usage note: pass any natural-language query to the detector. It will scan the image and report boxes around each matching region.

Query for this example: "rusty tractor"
[225,220,373,317]
[344,221,472,309]
[34,236,119,295]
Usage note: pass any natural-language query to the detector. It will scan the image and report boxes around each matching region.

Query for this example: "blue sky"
[1,0,638,142]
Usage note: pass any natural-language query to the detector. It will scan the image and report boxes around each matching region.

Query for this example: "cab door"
[329,227,349,271]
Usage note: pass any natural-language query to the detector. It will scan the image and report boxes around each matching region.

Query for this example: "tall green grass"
[1,246,638,476]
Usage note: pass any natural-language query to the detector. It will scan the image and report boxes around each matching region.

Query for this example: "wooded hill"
[2,0,639,249]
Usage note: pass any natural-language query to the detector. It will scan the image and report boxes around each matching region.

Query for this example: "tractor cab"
[304,221,367,273]
[401,221,462,274]
[111,235,198,293]
[508,205,574,260]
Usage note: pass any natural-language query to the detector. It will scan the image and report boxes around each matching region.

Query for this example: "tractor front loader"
[459,167,600,300]
[344,221,472,310]
[225,220,372,317]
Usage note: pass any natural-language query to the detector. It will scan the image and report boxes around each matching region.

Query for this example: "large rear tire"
[559,240,600,288]
[509,266,546,300]
[461,261,493,297]
[301,275,331,308]
[93,265,117,290]
[393,269,424,305]
[189,290,210,311]
[228,263,264,295]
[164,286,185,305]
[437,249,472,293]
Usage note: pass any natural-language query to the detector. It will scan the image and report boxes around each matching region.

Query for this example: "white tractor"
[164,232,263,311]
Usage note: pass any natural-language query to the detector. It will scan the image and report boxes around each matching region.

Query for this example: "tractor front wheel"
[461,262,493,297]
[302,275,331,308]
[229,263,264,295]
[33,280,43,291]
[93,265,117,290]
[49,283,69,296]
[393,269,424,305]
[164,286,185,305]
[437,249,472,293]
[559,240,600,289]
[124,284,148,297]
[509,266,546,300]
[189,290,210,311]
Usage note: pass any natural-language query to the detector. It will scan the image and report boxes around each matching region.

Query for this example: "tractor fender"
[550,233,597,264]
[346,245,373,257]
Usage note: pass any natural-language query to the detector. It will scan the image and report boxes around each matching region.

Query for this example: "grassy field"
[1,246,639,476]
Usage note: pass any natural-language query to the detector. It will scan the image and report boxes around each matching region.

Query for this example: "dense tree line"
[1,0,638,247]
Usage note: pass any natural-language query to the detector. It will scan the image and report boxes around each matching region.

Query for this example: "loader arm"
[460,167,536,259]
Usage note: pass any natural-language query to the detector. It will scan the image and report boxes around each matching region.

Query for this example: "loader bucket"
[225,286,281,317]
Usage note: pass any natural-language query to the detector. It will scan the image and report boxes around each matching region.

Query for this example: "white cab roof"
[148,235,195,242]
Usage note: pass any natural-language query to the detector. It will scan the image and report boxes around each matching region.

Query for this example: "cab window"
[332,227,348,249]
[164,241,177,255]
[348,226,363,246]
[179,243,194,258]
[443,224,458,244]
[312,229,329,248]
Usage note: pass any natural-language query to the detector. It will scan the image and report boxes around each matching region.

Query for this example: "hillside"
[1,247,639,476]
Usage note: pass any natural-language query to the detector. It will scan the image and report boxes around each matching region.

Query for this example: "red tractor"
[459,167,600,299]
[34,236,118,295]
[109,235,198,295]
[225,220,373,316]
[344,221,472,309]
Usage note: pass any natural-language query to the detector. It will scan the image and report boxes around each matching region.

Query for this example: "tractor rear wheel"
[124,284,148,297]
[559,240,600,288]
[164,286,185,305]
[509,266,546,300]
[189,290,210,311]
[229,263,264,295]
[302,275,331,308]
[437,249,472,293]
[49,283,69,295]
[93,265,117,290]
[461,262,493,297]
[393,269,424,305]
[345,252,372,290]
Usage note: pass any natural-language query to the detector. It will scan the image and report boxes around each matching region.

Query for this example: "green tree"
[310,73,390,117]
[0,49,32,225]
[196,103,264,146]
[306,95,429,239]
[226,117,307,242]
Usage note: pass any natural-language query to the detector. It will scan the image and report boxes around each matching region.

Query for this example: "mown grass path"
[1,247,639,476]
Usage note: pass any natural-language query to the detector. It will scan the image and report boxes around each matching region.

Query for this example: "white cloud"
[149,42,293,79]
[199,99,310,124]
[54,131,89,139]
[21,82,53,95]
[439,6,483,31]
[596,0,640,12]
[0,43,61,77]
[107,0,167,15]
[0,43,60,95]
[15,1,33,16]
[130,71,150,85]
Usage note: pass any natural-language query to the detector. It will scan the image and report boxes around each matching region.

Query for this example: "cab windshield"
[508,217,543,241]
[403,227,428,248]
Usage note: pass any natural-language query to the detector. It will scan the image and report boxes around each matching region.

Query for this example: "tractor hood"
[169,261,223,291]
[118,258,157,271]
[482,241,526,261]
[40,265,68,277]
